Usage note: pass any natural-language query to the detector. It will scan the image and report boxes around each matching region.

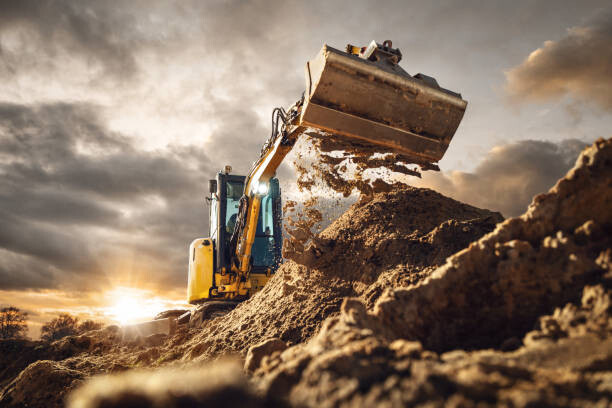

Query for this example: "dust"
[284,132,441,263]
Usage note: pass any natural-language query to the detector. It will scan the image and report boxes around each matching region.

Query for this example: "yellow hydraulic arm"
[227,100,306,294]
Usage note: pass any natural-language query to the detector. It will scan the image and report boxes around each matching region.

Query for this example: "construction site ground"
[1,138,611,408]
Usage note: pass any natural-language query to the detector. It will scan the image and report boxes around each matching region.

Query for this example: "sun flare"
[104,287,175,326]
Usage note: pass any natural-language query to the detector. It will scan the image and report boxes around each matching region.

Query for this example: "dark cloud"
[505,11,612,111]
[0,0,147,79]
[415,139,588,217]
[0,102,215,291]
[0,103,206,201]
[0,248,58,290]
[200,93,274,175]
[0,209,97,277]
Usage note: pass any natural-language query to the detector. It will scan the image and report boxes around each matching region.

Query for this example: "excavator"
[186,40,467,313]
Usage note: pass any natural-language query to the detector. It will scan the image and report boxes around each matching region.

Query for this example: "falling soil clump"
[2,138,612,408]
[284,134,444,255]
[295,134,429,198]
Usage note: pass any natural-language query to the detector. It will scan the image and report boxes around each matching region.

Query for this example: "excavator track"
[188,301,240,328]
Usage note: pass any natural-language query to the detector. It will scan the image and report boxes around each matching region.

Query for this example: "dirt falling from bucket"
[284,132,440,261]
[298,133,428,197]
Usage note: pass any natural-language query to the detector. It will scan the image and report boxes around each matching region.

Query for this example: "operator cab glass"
[252,193,276,266]
[225,181,242,235]
[212,173,282,274]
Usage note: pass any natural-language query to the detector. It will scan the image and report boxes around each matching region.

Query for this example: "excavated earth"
[1,138,611,408]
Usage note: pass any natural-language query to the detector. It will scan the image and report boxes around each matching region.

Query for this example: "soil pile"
[0,326,175,406]
[0,185,501,407]
[248,138,612,407]
[166,186,502,364]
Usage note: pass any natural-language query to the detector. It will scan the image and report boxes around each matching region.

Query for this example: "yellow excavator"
[187,40,467,307]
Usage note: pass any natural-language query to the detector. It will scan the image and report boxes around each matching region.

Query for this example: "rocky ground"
[1,138,610,408]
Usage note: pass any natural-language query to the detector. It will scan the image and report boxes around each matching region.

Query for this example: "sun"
[104,287,169,326]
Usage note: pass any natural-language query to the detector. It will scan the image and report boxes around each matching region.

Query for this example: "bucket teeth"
[300,44,467,163]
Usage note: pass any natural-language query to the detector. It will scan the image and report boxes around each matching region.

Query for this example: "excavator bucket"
[300,42,468,163]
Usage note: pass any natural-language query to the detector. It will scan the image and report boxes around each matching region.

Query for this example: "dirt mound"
[0,327,122,392]
[0,360,84,407]
[166,187,501,363]
[250,138,612,406]
[373,137,612,351]
[67,360,285,408]
[0,325,188,407]
[290,187,502,280]
[0,340,55,391]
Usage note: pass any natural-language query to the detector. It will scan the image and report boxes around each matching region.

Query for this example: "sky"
[0,0,610,338]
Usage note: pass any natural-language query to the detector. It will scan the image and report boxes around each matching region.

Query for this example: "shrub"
[41,313,79,342]
[0,306,28,340]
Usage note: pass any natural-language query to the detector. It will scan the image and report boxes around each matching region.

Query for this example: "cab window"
[209,196,218,240]
[225,181,243,235]
[252,193,275,267]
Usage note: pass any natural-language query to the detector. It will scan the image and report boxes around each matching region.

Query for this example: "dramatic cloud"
[0,102,215,291]
[0,0,158,80]
[413,139,588,217]
[505,12,612,111]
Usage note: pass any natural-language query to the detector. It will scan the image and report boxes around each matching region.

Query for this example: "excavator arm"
[190,40,467,302]
[229,99,306,283]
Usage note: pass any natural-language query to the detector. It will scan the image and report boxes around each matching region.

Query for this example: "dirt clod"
[245,338,288,373]
[67,360,285,408]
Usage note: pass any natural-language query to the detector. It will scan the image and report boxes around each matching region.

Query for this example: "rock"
[144,333,167,347]
[0,360,84,408]
[245,338,288,373]
[66,360,284,408]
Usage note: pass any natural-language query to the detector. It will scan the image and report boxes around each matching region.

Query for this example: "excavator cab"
[187,171,283,304]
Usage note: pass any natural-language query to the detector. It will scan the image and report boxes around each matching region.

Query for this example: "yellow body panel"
[187,238,214,304]
[188,238,273,303]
